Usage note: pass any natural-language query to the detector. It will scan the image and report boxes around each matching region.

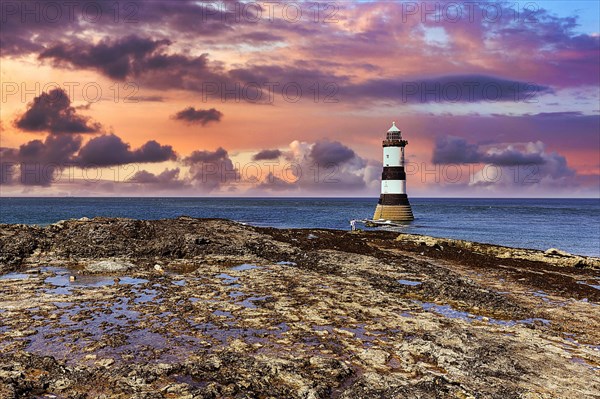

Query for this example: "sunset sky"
[1,0,598,197]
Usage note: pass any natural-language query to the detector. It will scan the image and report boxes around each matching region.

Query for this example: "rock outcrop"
[0,217,598,398]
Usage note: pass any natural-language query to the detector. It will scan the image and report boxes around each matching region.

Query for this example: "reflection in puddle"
[238,296,270,309]
[43,268,148,295]
[133,288,160,304]
[0,273,30,280]
[570,356,600,371]
[229,291,244,299]
[215,273,239,285]
[577,281,600,291]
[213,310,233,318]
[398,279,422,286]
[276,261,296,266]
[416,301,551,327]
[230,264,261,272]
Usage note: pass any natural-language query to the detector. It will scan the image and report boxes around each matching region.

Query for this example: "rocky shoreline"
[0,217,599,398]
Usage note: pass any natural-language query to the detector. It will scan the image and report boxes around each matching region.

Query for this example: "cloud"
[483,145,546,167]
[432,136,487,164]
[39,35,172,80]
[253,139,378,194]
[130,96,165,102]
[310,140,357,165]
[252,149,282,161]
[0,148,19,185]
[172,107,223,125]
[433,136,555,166]
[430,136,576,190]
[129,168,188,190]
[76,134,176,167]
[0,134,83,186]
[6,0,597,97]
[345,75,551,104]
[14,88,101,134]
[183,147,237,192]
[39,34,218,88]
[239,32,284,44]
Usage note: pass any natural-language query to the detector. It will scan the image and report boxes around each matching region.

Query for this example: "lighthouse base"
[373,204,414,222]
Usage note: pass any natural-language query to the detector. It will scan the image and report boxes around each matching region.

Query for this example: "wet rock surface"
[0,217,599,398]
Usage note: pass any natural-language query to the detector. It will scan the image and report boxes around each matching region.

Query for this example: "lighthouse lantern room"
[373,121,414,221]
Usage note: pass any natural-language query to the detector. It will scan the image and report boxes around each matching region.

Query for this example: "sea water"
[0,197,598,256]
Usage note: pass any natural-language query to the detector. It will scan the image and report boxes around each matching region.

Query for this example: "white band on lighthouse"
[381,180,406,194]
[383,147,401,166]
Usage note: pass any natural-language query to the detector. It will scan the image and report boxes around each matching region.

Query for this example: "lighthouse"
[373,121,414,221]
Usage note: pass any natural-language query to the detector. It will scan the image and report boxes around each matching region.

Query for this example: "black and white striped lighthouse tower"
[373,121,414,221]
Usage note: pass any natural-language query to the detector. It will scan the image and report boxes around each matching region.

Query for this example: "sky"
[0,0,598,197]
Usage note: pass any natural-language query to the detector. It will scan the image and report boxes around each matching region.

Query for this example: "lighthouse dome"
[387,121,400,133]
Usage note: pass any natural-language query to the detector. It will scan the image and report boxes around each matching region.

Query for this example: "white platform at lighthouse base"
[359,219,411,228]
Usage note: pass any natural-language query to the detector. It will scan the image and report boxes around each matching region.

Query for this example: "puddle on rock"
[416,301,551,327]
[0,273,30,280]
[229,291,244,299]
[42,268,149,295]
[577,281,600,291]
[216,273,239,285]
[238,296,270,309]
[398,279,422,286]
[276,261,297,266]
[230,264,261,272]
[213,310,233,318]
[570,356,600,371]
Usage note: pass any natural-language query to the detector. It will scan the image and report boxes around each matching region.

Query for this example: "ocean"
[0,197,598,257]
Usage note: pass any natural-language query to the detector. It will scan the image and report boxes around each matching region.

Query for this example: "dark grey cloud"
[172,107,223,125]
[130,96,165,102]
[0,134,83,186]
[39,35,221,92]
[310,140,356,165]
[252,149,282,161]
[39,35,172,80]
[76,134,176,167]
[0,1,254,58]
[483,148,545,167]
[0,147,19,185]
[434,136,554,167]
[18,134,82,164]
[183,147,236,192]
[14,88,101,134]
[345,75,552,104]
[130,168,187,190]
[432,137,481,164]
[239,32,284,44]
[184,147,229,165]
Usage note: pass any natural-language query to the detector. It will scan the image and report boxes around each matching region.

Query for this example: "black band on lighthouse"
[378,194,411,205]
[381,167,406,180]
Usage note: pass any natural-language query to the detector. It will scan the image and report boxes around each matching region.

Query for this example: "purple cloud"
[252,149,282,161]
[14,89,101,134]
[172,107,223,126]
[76,134,176,167]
